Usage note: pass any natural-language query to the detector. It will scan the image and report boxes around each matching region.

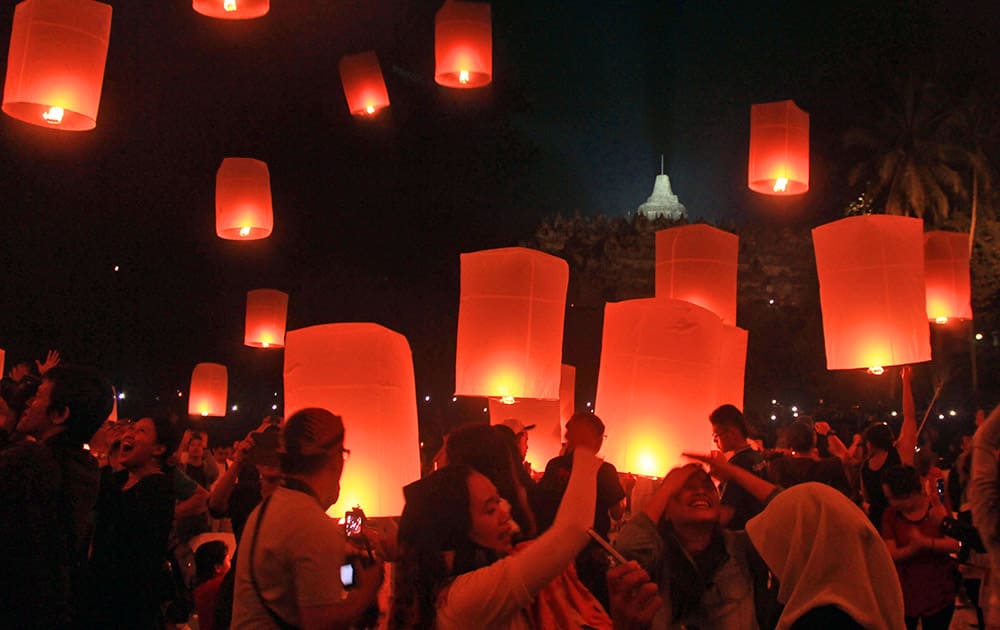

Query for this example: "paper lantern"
[596,298,724,476]
[717,325,748,410]
[812,215,930,372]
[2,0,112,131]
[488,364,575,468]
[0,348,4,377]
[284,323,420,517]
[434,1,492,88]
[188,363,227,417]
[192,0,268,19]
[339,51,390,117]
[924,231,972,324]
[455,247,568,401]
[655,224,739,325]
[244,289,288,348]
[215,158,273,240]
[748,99,809,195]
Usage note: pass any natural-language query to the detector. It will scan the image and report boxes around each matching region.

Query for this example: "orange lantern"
[188,363,227,417]
[488,363,575,468]
[924,231,972,324]
[192,0,268,19]
[596,298,724,476]
[284,323,420,517]
[748,99,809,195]
[655,224,739,325]
[339,51,390,117]
[454,247,568,402]
[0,348,5,376]
[244,289,288,348]
[2,0,112,131]
[434,1,492,88]
[812,215,931,372]
[717,325,748,410]
[215,158,273,240]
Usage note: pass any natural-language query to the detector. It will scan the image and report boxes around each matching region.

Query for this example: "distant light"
[177,391,183,397]
[452,396,458,402]
[424,395,431,402]
[976,333,984,341]
[949,410,957,416]
[586,402,592,408]
[117,391,125,400]
[793,412,799,418]
[768,299,775,305]
[770,415,777,421]
[113,265,120,272]
[482,407,488,413]
[938,414,945,420]
[791,406,798,412]
[419,441,424,448]
[271,404,278,410]
[771,399,777,405]
[273,392,278,396]
[231,405,238,411]
[83,443,91,451]
[891,411,898,417]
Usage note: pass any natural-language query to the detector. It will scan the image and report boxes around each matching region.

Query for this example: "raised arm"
[684,452,780,504]
[896,365,917,465]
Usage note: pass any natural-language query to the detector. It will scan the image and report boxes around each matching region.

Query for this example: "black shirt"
[861,448,901,528]
[721,447,767,529]
[534,452,626,538]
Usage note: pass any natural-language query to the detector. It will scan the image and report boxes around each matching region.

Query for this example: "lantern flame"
[500,395,515,405]
[262,341,270,348]
[224,0,237,11]
[365,104,375,115]
[867,366,885,376]
[773,177,788,193]
[239,226,251,237]
[459,69,470,84]
[42,106,64,124]
[934,317,949,325]
[200,410,208,416]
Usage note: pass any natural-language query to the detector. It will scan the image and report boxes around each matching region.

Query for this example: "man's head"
[565,412,605,452]
[18,365,113,446]
[785,421,816,455]
[186,431,207,461]
[883,464,924,513]
[119,416,181,472]
[280,408,347,506]
[499,418,533,461]
[709,404,748,452]
[213,443,233,464]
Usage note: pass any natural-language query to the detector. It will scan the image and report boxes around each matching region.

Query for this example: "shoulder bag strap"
[249,495,300,630]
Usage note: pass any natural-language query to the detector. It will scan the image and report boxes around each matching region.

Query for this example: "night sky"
[1,1,996,438]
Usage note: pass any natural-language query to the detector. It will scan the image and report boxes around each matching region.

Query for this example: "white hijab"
[745,483,904,630]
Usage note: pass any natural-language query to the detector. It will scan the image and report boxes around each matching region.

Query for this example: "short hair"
[566,412,605,438]
[883,464,922,498]
[194,540,229,584]
[149,415,182,465]
[44,365,114,446]
[786,421,816,454]
[710,404,747,437]
[280,408,345,475]
[863,423,895,452]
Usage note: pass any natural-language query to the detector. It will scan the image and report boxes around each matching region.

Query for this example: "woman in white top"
[390,448,602,629]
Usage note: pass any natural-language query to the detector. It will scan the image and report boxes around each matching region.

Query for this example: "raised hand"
[607,561,662,629]
[36,350,61,375]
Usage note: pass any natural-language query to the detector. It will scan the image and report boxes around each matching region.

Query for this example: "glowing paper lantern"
[192,0,268,19]
[188,363,227,417]
[339,51,390,117]
[924,231,972,324]
[215,158,273,240]
[2,0,112,131]
[455,247,568,402]
[596,298,724,476]
[748,99,809,195]
[655,224,739,325]
[717,325,748,410]
[812,215,930,372]
[488,364,575,468]
[284,323,419,517]
[434,1,492,88]
[244,289,288,348]
[0,348,4,376]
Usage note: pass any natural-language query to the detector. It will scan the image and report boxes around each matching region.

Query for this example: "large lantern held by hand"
[216,158,273,240]
[455,247,568,402]
[245,289,288,348]
[596,298,724,476]
[192,0,269,19]
[434,1,492,88]
[924,231,972,324]
[655,224,739,325]
[2,0,112,131]
[812,215,930,372]
[748,100,809,195]
[284,323,420,517]
[188,363,227,417]
[339,51,390,117]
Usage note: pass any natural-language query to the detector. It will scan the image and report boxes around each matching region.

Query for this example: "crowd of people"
[0,352,998,630]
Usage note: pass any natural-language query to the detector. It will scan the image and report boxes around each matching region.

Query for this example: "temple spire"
[637,158,686,220]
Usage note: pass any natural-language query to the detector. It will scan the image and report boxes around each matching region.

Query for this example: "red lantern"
[216,158,273,240]
[434,1,492,88]
[192,0,268,19]
[488,363,575,469]
[812,215,931,372]
[655,224,739,325]
[717,325,748,410]
[924,231,972,324]
[596,298,724,476]
[455,247,568,401]
[0,348,5,376]
[188,363,228,417]
[2,0,112,131]
[284,323,420,517]
[748,99,809,195]
[244,289,288,348]
[339,51,390,117]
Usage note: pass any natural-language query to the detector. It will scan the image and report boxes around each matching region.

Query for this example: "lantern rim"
[2,102,97,131]
[747,177,809,196]
[435,71,492,89]
[192,0,269,19]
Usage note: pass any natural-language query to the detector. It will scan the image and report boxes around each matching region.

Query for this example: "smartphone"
[345,507,366,537]
[340,560,357,589]
[586,528,628,566]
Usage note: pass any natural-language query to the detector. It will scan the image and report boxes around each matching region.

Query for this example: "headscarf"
[744,483,905,630]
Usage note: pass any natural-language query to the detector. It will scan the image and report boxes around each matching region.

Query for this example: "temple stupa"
[637,157,686,219]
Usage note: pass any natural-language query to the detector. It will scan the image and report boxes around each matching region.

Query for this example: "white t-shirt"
[233,487,346,628]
